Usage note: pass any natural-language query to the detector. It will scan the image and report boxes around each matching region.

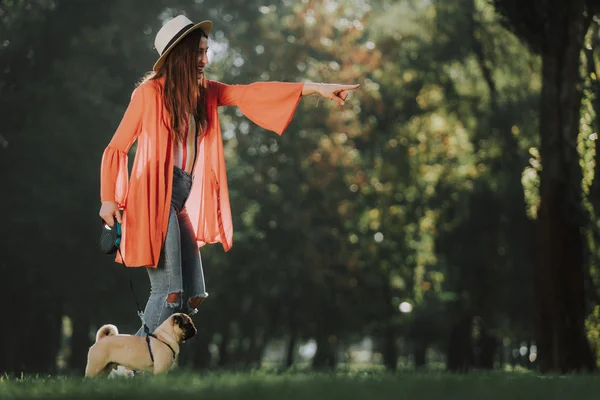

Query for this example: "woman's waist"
[173,165,193,184]
[171,166,193,210]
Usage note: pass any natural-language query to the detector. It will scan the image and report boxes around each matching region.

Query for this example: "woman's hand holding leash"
[100,201,122,227]
[302,83,360,106]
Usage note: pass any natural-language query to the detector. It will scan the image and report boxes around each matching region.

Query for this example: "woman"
[99,15,359,336]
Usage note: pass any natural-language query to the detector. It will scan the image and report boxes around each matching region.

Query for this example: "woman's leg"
[178,206,208,315]
[135,205,184,336]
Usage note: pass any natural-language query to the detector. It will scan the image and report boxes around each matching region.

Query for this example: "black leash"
[102,221,174,364]
[117,248,173,363]
[117,248,146,321]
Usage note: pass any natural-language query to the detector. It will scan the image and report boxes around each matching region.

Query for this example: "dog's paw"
[108,365,135,379]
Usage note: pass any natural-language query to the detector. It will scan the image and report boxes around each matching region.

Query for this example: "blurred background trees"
[1,0,600,375]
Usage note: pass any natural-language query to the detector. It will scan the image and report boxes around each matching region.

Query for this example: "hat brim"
[153,20,213,72]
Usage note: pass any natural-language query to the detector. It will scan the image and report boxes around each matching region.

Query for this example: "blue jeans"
[135,166,208,336]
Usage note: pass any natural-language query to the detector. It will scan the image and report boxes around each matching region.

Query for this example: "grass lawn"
[1,370,600,400]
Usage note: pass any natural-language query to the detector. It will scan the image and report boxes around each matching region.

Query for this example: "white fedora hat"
[153,15,212,72]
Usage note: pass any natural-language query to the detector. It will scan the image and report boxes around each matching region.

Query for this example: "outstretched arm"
[211,80,360,134]
[302,83,360,105]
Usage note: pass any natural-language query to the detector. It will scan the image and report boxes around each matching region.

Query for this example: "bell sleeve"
[100,85,145,207]
[214,80,304,135]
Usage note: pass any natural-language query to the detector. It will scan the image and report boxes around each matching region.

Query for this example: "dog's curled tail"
[95,324,118,342]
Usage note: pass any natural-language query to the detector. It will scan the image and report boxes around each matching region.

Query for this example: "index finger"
[340,84,360,90]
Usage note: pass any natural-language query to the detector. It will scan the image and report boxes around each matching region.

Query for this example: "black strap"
[148,333,177,361]
[117,248,144,317]
[144,330,176,363]
[145,325,155,363]
[117,247,175,363]
[117,247,160,363]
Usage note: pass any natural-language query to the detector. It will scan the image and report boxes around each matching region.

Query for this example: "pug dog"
[85,313,197,377]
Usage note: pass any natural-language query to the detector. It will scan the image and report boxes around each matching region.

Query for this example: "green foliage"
[585,306,600,367]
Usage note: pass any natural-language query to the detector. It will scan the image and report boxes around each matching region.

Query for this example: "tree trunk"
[19,301,62,374]
[217,323,231,368]
[243,330,260,369]
[583,22,600,306]
[191,329,212,370]
[382,321,398,371]
[414,341,427,369]
[69,312,91,375]
[446,313,473,372]
[535,2,596,373]
[312,331,337,370]
[474,330,497,370]
[285,328,297,369]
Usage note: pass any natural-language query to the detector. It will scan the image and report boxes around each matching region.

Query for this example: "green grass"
[1,371,600,400]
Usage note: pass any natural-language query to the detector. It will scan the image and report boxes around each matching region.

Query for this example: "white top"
[173,115,199,174]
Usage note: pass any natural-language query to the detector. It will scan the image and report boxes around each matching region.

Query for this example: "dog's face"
[170,313,197,342]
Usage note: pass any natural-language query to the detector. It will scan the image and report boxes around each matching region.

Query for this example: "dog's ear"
[172,314,183,327]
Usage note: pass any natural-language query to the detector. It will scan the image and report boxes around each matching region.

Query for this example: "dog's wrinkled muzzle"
[185,324,197,340]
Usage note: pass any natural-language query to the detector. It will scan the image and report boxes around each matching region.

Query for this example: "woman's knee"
[186,294,208,315]
[166,291,182,308]
[188,296,206,309]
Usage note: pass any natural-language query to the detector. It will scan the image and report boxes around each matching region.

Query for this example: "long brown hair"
[144,28,208,142]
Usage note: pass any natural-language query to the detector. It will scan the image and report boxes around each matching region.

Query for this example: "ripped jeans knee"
[186,292,209,315]
[166,291,183,308]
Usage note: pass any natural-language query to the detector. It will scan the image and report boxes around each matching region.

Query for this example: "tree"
[491,0,599,372]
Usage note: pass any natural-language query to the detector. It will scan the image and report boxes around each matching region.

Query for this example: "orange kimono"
[100,77,303,268]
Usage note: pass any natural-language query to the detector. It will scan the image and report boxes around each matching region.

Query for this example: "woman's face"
[197,36,209,81]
